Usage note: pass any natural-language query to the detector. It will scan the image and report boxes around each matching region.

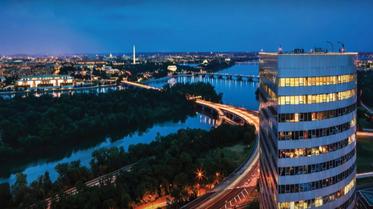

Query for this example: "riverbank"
[0,83,221,179]
[0,125,256,209]
[146,63,260,110]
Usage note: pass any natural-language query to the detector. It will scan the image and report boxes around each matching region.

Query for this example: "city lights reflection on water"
[0,64,259,185]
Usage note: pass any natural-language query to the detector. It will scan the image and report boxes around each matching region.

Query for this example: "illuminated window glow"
[278,89,355,105]
[279,149,355,176]
[279,74,355,87]
[278,120,355,140]
[278,164,355,194]
[279,135,354,158]
[278,178,355,209]
[278,104,355,123]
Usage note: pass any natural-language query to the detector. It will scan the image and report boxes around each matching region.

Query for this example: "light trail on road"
[183,99,260,209]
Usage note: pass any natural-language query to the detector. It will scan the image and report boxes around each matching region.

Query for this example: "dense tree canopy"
[0,83,221,176]
[0,81,257,209]
[3,124,256,209]
[358,70,373,107]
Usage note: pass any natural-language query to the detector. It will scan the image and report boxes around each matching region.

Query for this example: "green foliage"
[0,83,219,174]
[356,135,373,173]
[0,183,11,208]
[1,82,248,208]
[90,147,128,176]
[358,70,373,107]
[164,82,222,102]
[55,161,92,189]
[51,183,131,209]
[118,124,255,205]
[5,125,255,209]
[201,59,234,72]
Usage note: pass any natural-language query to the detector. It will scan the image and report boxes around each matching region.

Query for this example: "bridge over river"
[39,78,260,209]
[178,72,259,82]
[41,96,260,209]
[36,76,373,209]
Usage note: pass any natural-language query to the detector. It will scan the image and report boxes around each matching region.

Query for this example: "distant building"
[259,51,357,209]
[167,65,177,72]
[16,75,74,89]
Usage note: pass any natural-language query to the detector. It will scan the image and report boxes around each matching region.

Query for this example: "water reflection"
[147,64,259,110]
[0,85,124,99]
[0,64,259,184]
[0,113,213,184]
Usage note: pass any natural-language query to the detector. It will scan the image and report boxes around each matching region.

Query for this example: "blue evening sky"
[0,0,372,54]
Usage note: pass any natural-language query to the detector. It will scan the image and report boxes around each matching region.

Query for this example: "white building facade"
[258,52,357,209]
[16,75,74,89]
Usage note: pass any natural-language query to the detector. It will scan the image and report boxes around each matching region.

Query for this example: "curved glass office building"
[258,51,357,209]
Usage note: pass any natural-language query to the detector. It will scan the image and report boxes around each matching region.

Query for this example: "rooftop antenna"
[278,45,283,54]
[337,41,345,53]
[326,41,334,52]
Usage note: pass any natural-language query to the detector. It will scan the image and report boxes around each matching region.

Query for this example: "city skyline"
[1,0,373,55]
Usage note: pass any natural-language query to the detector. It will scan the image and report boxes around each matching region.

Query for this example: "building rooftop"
[359,189,373,206]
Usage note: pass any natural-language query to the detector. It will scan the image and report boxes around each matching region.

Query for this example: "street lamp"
[195,168,204,181]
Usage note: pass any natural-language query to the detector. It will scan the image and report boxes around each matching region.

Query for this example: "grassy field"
[222,143,254,165]
[357,134,373,173]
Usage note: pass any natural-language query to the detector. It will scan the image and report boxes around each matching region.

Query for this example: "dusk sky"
[0,0,372,55]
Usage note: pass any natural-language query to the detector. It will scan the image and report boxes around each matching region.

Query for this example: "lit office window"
[315,197,323,207]
[277,178,355,209]
[278,74,355,87]
[278,89,355,105]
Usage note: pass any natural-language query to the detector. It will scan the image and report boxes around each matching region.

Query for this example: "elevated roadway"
[183,99,260,209]
[42,81,260,208]
[121,80,161,91]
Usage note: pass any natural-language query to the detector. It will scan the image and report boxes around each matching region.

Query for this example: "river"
[0,63,259,185]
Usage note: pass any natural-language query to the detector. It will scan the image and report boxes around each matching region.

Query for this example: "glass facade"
[278,164,355,194]
[278,179,355,209]
[278,89,355,105]
[278,135,354,158]
[259,52,356,209]
[278,120,355,140]
[279,149,355,176]
[278,104,355,122]
[278,74,355,87]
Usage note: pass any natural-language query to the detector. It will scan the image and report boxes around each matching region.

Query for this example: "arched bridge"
[41,81,260,209]
[178,72,259,82]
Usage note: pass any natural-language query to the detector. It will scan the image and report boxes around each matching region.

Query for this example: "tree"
[0,183,11,208]
[55,161,91,188]
[90,147,128,176]
[11,173,30,207]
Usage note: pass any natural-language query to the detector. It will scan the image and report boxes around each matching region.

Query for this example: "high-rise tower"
[258,51,357,209]
[133,45,136,65]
